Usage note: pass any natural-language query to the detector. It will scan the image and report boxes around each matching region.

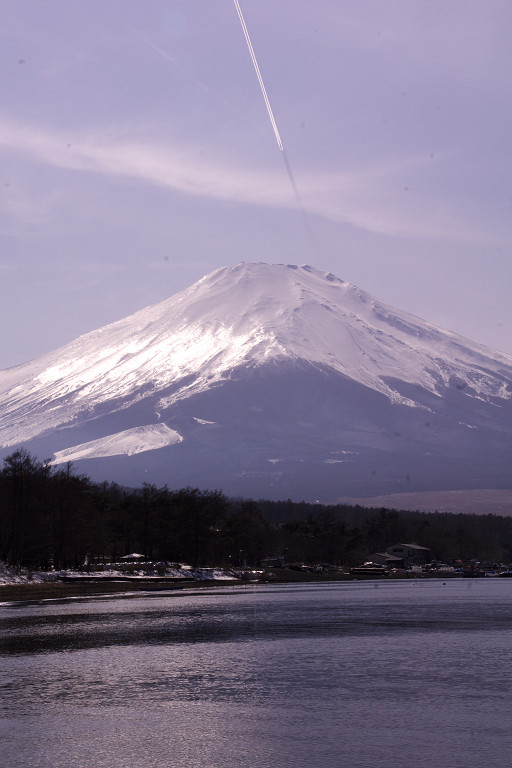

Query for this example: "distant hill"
[337,489,512,516]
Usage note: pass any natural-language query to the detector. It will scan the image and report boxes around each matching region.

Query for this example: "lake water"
[1,579,512,768]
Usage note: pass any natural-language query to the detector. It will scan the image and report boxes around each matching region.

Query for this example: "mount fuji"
[1,262,511,501]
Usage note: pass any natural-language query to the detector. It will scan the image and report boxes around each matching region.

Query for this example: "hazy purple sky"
[1,0,511,369]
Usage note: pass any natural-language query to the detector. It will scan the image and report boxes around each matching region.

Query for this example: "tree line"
[1,449,512,570]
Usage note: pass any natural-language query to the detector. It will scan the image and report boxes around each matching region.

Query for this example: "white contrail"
[233,0,283,152]
[233,0,313,241]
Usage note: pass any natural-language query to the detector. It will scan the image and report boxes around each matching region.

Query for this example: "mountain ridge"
[1,262,511,501]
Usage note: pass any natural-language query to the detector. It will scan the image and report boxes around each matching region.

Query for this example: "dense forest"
[1,449,512,570]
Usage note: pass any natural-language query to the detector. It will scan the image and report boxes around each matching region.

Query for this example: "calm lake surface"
[1,579,512,768]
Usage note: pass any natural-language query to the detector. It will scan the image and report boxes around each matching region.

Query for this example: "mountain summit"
[1,263,511,500]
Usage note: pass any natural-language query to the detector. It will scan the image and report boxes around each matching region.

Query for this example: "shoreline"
[0,568,465,604]
[0,578,243,604]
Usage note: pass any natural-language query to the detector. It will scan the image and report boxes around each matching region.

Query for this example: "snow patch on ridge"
[52,424,182,463]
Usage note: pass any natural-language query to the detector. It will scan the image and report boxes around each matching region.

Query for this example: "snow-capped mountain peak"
[1,262,512,501]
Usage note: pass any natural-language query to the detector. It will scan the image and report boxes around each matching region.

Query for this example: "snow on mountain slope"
[52,424,182,463]
[1,262,511,453]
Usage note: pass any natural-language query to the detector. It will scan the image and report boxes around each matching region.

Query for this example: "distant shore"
[0,568,468,604]
[0,578,233,604]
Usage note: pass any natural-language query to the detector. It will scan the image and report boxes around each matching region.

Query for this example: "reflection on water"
[1,580,512,768]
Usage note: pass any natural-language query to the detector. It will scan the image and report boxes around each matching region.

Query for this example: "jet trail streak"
[233,0,283,151]
[234,0,312,241]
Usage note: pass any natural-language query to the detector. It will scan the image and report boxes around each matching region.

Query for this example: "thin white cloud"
[0,115,288,201]
[0,115,493,243]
